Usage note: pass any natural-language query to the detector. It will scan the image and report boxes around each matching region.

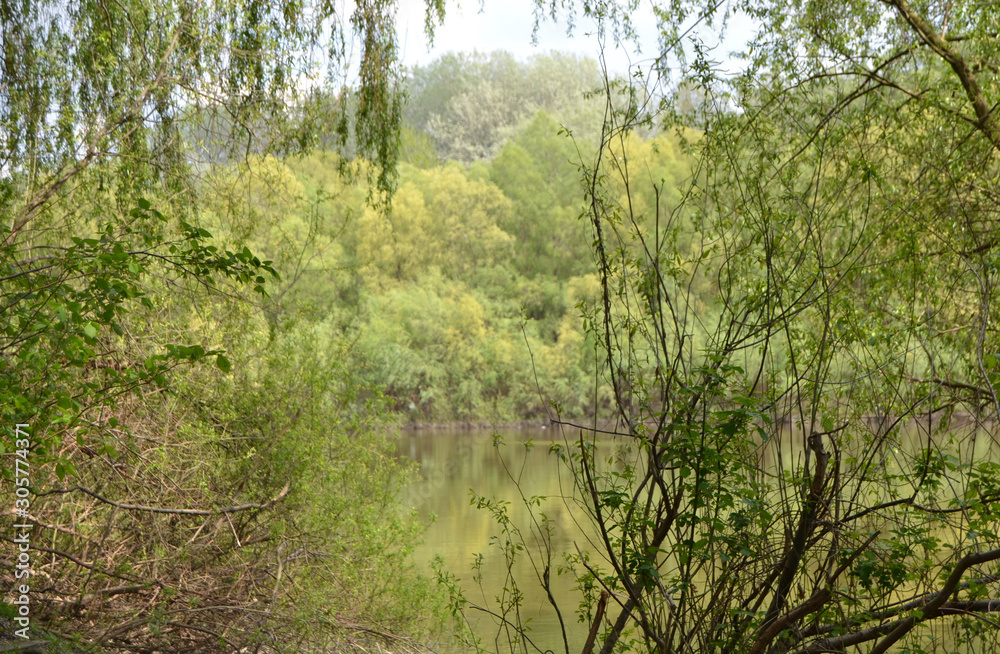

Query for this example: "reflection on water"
[395,420,1000,654]
[395,427,598,653]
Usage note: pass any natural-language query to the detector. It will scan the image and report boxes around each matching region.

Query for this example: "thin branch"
[39,481,290,516]
[883,0,1000,152]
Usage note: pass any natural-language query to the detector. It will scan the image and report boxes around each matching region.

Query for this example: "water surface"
[395,420,999,654]
[396,426,598,654]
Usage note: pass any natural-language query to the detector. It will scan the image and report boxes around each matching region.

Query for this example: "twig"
[40,482,290,516]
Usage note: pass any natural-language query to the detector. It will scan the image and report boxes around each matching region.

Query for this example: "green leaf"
[216,354,232,373]
[83,323,98,339]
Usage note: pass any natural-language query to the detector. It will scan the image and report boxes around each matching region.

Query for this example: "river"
[395,426,596,654]
[394,421,999,654]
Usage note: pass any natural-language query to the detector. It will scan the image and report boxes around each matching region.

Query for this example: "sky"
[396,0,658,74]
[394,0,758,78]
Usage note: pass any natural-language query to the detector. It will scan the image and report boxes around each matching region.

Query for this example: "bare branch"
[40,481,290,516]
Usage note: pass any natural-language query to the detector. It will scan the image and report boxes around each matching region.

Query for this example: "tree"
[489,111,591,280]
[450,2,1000,653]
[0,0,449,416]
[0,0,445,213]
[0,0,450,650]
[404,51,606,163]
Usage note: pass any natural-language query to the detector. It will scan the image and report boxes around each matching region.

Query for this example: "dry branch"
[40,481,290,516]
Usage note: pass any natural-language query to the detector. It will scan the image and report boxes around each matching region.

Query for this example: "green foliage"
[400,125,442,169]
[355,164,515,283]
[0,198,276,476]
[404,51,606,163]
[0,0,443,204]
[199,321,447,649]
[236,117,637,423]
[0,190,448,650]
[157,48,682,427]
[0,1,455,648]
[448,2,1000,653]
[490,112,592,280]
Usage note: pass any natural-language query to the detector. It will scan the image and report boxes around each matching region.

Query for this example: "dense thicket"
[438,2,1000,654]
[0,39,697,647]
[9,0,1000,651]
[204,52,671,424]
[403,51,606,163]
[0,0,451,650]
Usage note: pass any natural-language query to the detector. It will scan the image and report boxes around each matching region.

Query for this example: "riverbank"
[396,410,993,435]
[399,419,554,431]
